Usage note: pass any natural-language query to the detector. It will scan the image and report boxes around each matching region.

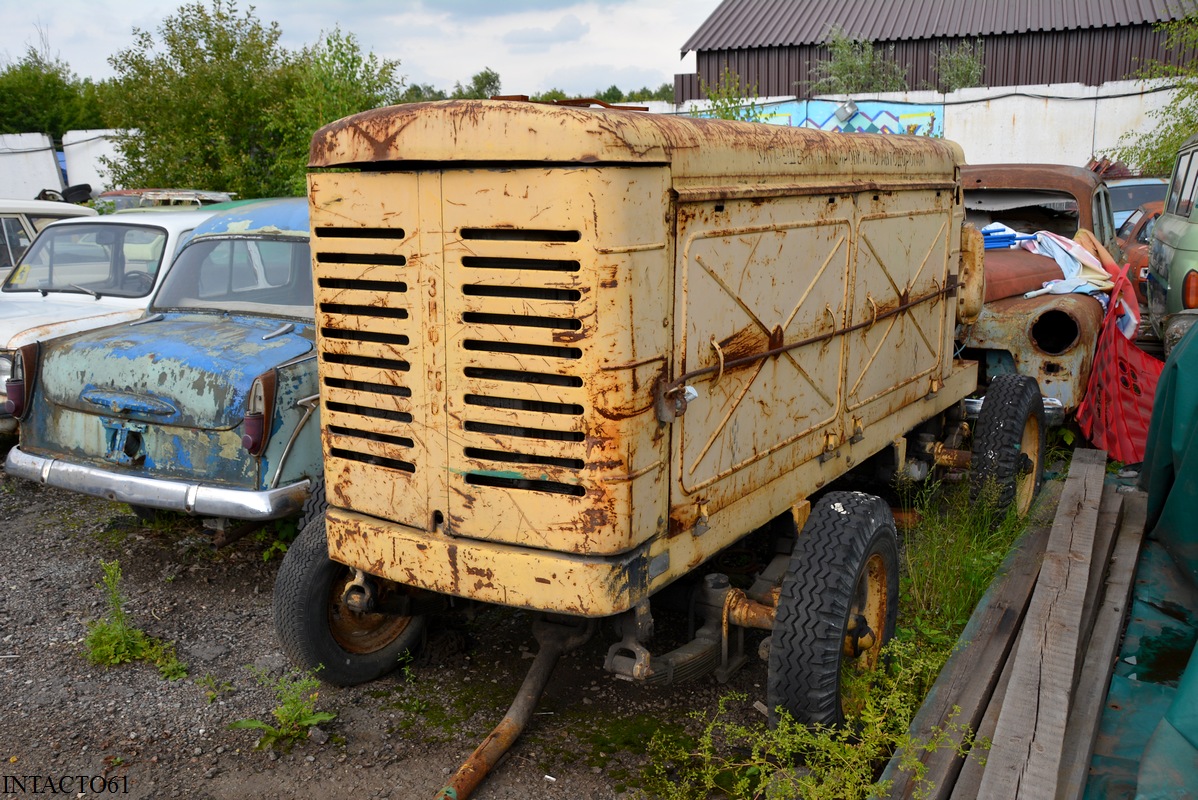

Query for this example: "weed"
[638,639,981,800]
[83,560,188,680]
[197,674,234,704]
[253,519,298,562]
[229,667,336,752]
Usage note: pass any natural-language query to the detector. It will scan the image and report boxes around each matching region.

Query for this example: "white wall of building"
[62,129,121,194]
[0,133,64,199]
[660,78,1178,170]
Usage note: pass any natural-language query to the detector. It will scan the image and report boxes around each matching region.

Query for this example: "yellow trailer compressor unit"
[273,99,1043,793]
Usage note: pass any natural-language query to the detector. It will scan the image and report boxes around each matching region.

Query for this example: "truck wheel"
[971,374,1045,516]
[767,491,899,727]
[273,516,425,686]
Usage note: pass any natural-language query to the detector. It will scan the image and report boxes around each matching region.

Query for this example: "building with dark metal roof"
[676,0,1195,101]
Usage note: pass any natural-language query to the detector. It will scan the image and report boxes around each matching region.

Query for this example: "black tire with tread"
[296,474,327,534]
[767,491,899,727]
[970,374,1046,516]
[273,516,425,686]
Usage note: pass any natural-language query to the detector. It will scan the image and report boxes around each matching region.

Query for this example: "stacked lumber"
[883,448,1148,800]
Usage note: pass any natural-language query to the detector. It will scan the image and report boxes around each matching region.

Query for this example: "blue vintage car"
[4,197,319,544]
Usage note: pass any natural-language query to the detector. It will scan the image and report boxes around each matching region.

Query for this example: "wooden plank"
[976,448,1108,800]
[1055,490,1148,800]
[950,634,1022,800]
[1076,486,1124,672]
[882,481,1061,800]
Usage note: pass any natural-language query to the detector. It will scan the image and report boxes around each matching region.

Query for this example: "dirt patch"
[0,464,771,800]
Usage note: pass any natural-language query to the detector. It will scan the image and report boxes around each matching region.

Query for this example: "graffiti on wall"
[754,99,944,137]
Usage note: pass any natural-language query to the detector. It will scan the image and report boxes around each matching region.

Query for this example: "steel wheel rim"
[844,552,889,671]
[327,571,413,654]
[1015,412,1042,515]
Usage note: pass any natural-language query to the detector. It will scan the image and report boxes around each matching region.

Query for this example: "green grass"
[896,479,1027,648]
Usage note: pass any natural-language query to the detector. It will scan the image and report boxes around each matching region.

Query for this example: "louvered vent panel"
[455,227,589,497]
[314,225,416,475]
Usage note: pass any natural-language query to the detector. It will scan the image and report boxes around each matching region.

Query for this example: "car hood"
[40,313,315,430]
[0,293,145,349]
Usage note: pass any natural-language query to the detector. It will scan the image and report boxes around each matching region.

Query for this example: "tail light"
[1184,271,1198,309]
[241,370,277,455]
[4,343,38,420]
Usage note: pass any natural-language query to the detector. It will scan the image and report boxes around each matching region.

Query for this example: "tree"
[398,82,448,103]
[930,39,986,92]
[530,88,568,101]
[806,27,908,95]
[696,66,763,122]
[270,27,404,195]
[102,0,299,198]
[451,68,501,99]
[625,83,674,102]
[1108,11,1198,175]
[101,1,402,198]
[594,84,623,103]
[0,41,105,144]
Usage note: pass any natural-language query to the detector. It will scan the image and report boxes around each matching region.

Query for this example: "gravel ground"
[0,457,772,800]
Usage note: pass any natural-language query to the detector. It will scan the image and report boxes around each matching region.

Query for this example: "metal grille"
[454,226,588,497]
[313,225,416,475]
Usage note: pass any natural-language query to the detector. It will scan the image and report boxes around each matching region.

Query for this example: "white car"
[0,208,222,436]
[0,198,97,282]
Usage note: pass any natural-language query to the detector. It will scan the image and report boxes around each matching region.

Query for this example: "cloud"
[502,14,589,53]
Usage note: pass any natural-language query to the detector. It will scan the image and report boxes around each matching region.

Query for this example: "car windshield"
[152,235,313,318]
[1,222,168,298]
[964,189,1080,239]
[1110,183,1166,213]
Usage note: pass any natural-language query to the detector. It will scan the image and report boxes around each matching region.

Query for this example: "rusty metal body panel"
[960,162,1121,417]
[309,99,973,617]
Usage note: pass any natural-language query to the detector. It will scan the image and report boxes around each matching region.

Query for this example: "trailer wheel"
[273,516,425,686]
[971,374,1045,517]
[767,491,899,727]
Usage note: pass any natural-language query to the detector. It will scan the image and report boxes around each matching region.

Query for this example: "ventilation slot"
[465,394,583,416]
[465,420,584,442]
[324,378,411,398]
[321,303,409,319]
[318,252,407,267]
[464,367,583,388]
[462,256,578,272]
[463,285,581,302]
[321,328,410,346]
[461,228,580,242]
[323,353,410,372]
[328,425,413,449]
[465,447,584,470]
[464,473,585,496]
[326,402,412,423]
[331,447,415,473]
[463,340,581,359]
[462,312,581,330]
[316,227,406,239]
[318,278,408,293]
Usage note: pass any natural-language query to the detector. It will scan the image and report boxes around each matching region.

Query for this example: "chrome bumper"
[4,446,311,520]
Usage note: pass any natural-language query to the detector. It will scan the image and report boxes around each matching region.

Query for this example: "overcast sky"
[4,0,722,97]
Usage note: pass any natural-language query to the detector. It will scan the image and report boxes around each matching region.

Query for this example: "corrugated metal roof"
[681,0,1190,53]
